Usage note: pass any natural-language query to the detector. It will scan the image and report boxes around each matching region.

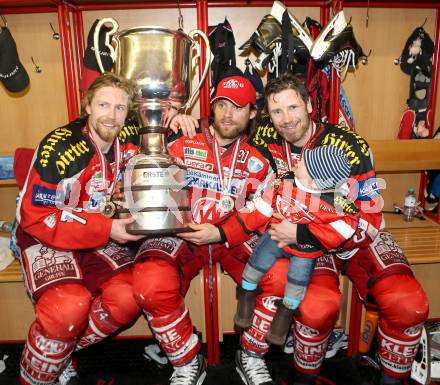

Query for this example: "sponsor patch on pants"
[22,244,80,294]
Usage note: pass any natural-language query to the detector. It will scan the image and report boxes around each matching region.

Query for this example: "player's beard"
[276,114,311,145]
[92,117,123,143]
[212,116,248,142]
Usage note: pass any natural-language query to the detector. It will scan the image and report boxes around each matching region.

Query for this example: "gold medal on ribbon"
[88,129,121,220]
[101,198,116,218]
[219,194,235,213]
[213,136,241,215]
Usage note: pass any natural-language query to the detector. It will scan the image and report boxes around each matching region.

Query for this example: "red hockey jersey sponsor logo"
[184,158,214,171]
[95,242,136,269]
[138,237,183,257]
[276,195,315,224]
[314,254,337,273]
[33,336,72,356]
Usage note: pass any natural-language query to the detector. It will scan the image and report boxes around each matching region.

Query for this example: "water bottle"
[403,187,417,222]
[0,221,13,232]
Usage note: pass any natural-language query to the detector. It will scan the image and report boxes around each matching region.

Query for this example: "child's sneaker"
[325,328,348,358]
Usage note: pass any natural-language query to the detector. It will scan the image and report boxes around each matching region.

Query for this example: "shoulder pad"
[118,118,140,145]
[34,123,92,184]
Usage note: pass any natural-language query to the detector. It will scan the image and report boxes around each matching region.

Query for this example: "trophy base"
[126,227,194,235]
[119,208,193,235]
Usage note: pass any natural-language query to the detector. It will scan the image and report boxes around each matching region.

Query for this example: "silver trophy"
[94,18,210,234]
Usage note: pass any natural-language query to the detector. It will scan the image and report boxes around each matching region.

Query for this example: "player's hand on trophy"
[110,217,145,244]
[268,213,297,248]
[172,157,185,166]
[164,101,182,128]
[169,114,199,138]
[177,223,221,245]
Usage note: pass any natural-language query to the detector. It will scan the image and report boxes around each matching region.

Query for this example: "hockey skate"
[325,328,348,358]
[313,24,367,64]
[57,359,80,385]
[239,14,283,70]
[240,1,313,71]
[411,325,431,385]
[311,23,368,79]
[310,10,347,61]
[169,354,206,385]
[144,343,168,368]
[270,0,313,51]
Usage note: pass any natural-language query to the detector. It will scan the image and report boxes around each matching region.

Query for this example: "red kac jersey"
[226,115,383,255]
[167,123,274,243]
[235,171,360,258]
[17,118,140,250]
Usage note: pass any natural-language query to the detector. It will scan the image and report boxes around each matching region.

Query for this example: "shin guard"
[377,321,422,379]
[20,322,75,385]
[147,304,200,367]
[76,297,124,350]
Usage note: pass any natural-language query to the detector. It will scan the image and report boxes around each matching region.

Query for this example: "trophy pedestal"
[121,153,193,235]
[119,209,193,235]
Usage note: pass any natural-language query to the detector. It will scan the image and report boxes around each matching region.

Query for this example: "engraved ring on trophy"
[94,18,211,234]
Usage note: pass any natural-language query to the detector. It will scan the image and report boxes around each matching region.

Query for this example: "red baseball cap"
[212,76,256,107]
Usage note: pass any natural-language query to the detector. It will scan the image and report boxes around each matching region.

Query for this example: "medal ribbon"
[213,137,241,196]
[88,128,121,196]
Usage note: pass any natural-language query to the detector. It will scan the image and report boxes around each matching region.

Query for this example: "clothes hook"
[362,49,372,65]
[420,17,428,29]
[0,14,7,28]
[176,0,184,31]
[365,0,370,28]
[31,57,42,73]
[49,22,60,40]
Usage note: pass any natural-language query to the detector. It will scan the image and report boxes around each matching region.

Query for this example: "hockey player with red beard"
[14,73,145,385]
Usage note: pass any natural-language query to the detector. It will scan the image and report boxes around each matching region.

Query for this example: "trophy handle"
[93,18,119,73]
[183,29,211,111]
